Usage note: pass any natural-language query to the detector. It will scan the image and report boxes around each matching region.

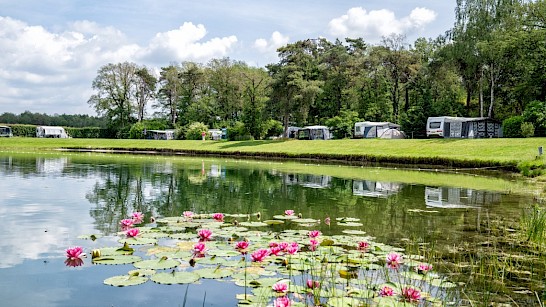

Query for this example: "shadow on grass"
[218,139,291,149]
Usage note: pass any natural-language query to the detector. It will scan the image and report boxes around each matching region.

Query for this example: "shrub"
[502,116,524,138]
[185,122,209,140]
[521,122,535,138]
[128,120,170,139]
[8,124,36,137]
[227,121,252,141]
[264,120,284,138]
[66,127,107,138]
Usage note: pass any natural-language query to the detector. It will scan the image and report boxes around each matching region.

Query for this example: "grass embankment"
[1,137,546,175]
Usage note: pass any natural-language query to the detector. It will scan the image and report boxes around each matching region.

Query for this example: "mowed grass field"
[1,137,545,170]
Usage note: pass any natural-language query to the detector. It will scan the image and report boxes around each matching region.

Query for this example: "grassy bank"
[1,137,546,175]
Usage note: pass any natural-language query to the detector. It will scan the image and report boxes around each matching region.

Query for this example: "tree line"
[7,1,546,139]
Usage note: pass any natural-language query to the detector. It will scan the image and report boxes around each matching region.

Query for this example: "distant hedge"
[4,124,109,138]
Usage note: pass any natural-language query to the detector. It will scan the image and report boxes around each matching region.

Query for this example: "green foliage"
[521,204,546,244]
[523,101,546,136]
[66,127,108,139]
[521,122,535,138]
[264,119,284,138]
[502,116,524,138]
[325,110,360,139]
[0,111,107,128]
[8,124,36,137]
[227,121,252,141]
[184,122,209,140]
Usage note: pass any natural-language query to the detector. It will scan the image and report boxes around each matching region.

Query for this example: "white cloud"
[253,31,290,53]
[140,22,238,62]
[328,7,437,41]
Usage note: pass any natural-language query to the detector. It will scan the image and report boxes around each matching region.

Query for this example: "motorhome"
[144,130,175,140]
[0,126,12,137]
[297,125,332,140]
[426,117,502,138]
[354,122,401,138]
[36,126,69,138]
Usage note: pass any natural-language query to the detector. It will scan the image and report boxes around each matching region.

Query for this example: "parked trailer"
[36,126,69,138]
[0,126,13,137]
[426,117,502,138]
[354,121,402,138]
[297,125,332,140]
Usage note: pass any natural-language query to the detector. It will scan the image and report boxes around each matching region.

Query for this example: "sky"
[0,0,456,116]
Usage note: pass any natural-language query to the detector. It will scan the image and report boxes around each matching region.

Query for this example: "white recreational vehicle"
[36,126,69,138]
[297,126,332,140]
[0,126,13,137]
[426,117,502,138]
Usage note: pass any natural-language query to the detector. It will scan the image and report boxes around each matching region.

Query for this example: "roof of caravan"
[355,121,400,127]
[302,125,329,129]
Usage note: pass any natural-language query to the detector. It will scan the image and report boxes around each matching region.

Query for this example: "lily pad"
[292,218,319,224]
[263,220,284,225]
[194,267,233,279]
[92,255,142,265]
[133,258,180,270]
[342,230,367,235]
[337,222,364,227]
[238,222,269,227]
[104,275,148,287]
[118,237,158,245]
[151,271,200,285]
[272,215,299,220]
[128,269,156,277]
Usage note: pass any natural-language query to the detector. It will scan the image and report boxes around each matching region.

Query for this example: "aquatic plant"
[68,210,458,305]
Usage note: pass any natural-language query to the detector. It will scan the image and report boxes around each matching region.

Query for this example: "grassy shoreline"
[1,137,546,174]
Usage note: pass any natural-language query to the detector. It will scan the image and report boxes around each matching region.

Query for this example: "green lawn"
[1,137,545,171]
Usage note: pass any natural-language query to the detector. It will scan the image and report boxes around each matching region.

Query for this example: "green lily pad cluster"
[77,212,457,306]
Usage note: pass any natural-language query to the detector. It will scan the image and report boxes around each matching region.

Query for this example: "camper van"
[36,126,69,138]
[0,126,13,137]
[426,117,502,138]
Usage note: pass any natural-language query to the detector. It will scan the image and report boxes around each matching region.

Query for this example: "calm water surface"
[0,153,533,306]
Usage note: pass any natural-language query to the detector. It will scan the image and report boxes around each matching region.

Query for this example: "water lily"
[120,218,134,228]
[250,248,269,262]
[386,252,403,269]
[357,241,370,251]
[306,279,320,289]
[324,216,331,226]
[286,242,299,255]
[126,228,139,238]
[402,287,421,302]
[235,241,249,254]
[307,230,321,238]
[272,282,288,293]
[284,209,294,216]
[309,239,319,251]
[379,286,395,297]
[197,229,213,241]
[278,242,289,251]
[66,246,84,260]
[131,212,144,224]
[212,213,224,222]
[417,263,433,274]
[183,211,193,219]
[268,246,282,256]
[193,242,207,257]
[273,296,291,307]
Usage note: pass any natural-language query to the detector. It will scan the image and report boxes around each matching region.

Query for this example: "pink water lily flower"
[402,287,421,302]
[386,252,403,269]
[272,282,288,293]
[286,244,299,255]
[197,229,213,241]
[274,296,291,307]
[120,218,134,228]
[66,246,84,260]
[212,212,224,222]
[306,279,320,289]
[183,211,194,219]
[193,242,207,257]
[284,210,294,216]
[379,286,395,297]
[308,230,321,238]
[126,228,140,238]
[417,263,433,274]
[309,239,319,251]
[235,241,249,254]
[131,212,144,224]
[278,242,289,251]
[268,246,282,256]
[357,241,370,251]
[250,248,269,262]
[324,216,331,226]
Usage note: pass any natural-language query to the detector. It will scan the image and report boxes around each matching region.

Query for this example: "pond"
[0,152,541,306]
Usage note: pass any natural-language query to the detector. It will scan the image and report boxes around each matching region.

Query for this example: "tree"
[240,66,270,139]
[88,62,139,136]
[134,66,157,122]
[156,65,182,126]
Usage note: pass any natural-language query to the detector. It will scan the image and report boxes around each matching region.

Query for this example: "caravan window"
[429,122,441,129]
[355,126,361,132]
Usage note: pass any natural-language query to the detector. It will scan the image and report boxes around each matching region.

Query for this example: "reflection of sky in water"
[0,170,98,268]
